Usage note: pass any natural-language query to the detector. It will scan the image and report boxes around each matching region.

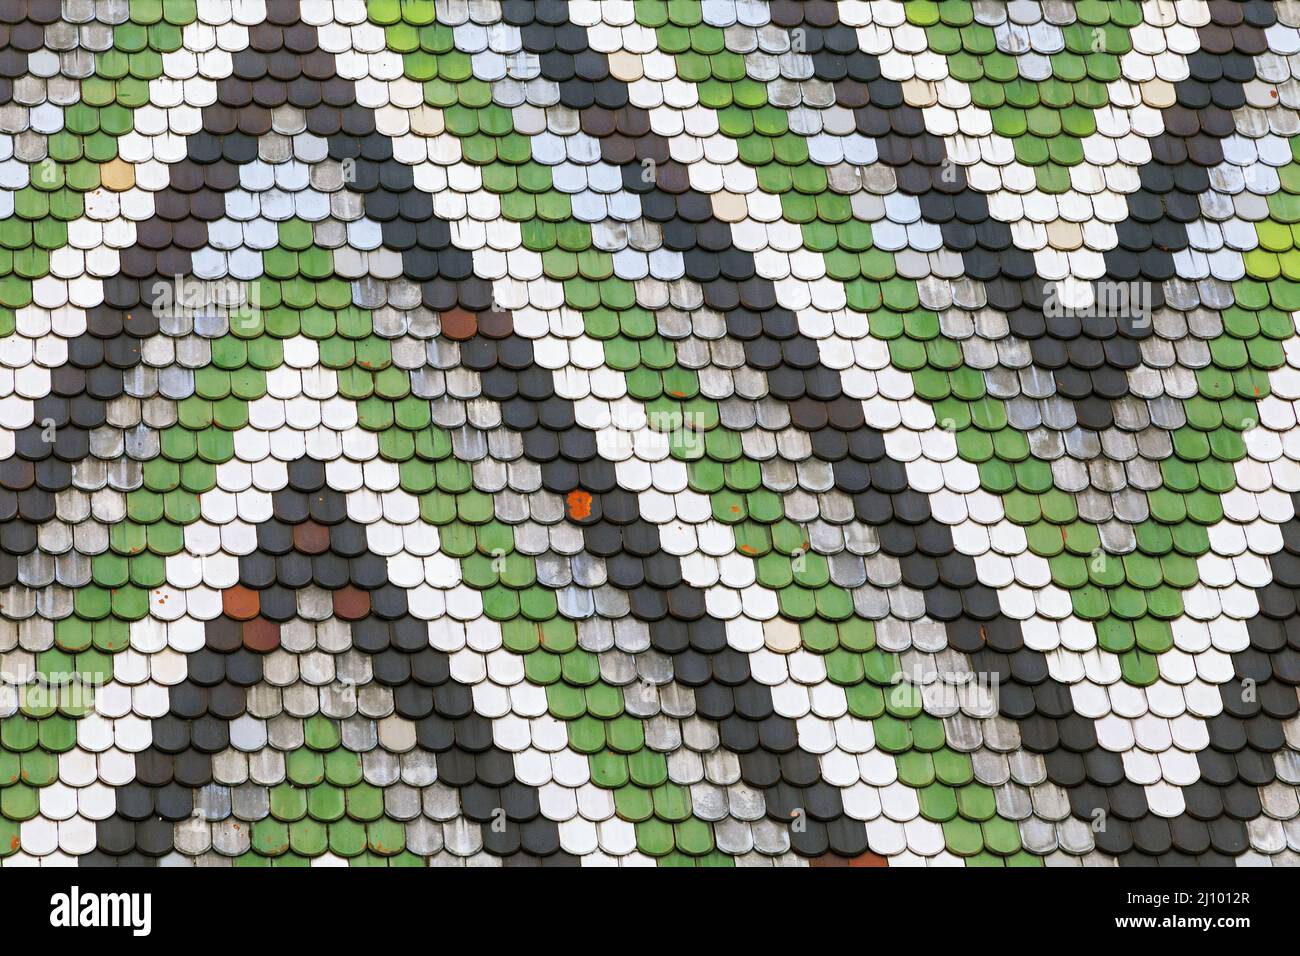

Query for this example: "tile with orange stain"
[566,489,593,520]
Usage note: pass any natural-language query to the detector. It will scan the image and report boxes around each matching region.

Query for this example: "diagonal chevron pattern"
[0,0,1297,867]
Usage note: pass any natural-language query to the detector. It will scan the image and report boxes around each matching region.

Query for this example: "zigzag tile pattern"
[1,0,1300,867]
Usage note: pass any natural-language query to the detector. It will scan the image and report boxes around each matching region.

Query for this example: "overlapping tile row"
[0,0,1299,867]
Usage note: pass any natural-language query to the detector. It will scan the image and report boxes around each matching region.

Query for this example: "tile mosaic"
[0,0,1297,868]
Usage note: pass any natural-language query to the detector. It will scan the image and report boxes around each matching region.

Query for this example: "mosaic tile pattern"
[0,0,1299,867]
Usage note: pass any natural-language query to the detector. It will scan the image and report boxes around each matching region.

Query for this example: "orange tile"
[222,585,260,621]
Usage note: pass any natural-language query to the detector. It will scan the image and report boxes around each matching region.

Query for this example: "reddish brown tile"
[332,585,370,620]
[222,585,260,621]
[242,616,281,652]
[439,307,477,340]
[293,520,330,555]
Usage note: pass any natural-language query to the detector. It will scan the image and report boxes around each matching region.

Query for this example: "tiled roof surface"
[0,0,1297,868]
